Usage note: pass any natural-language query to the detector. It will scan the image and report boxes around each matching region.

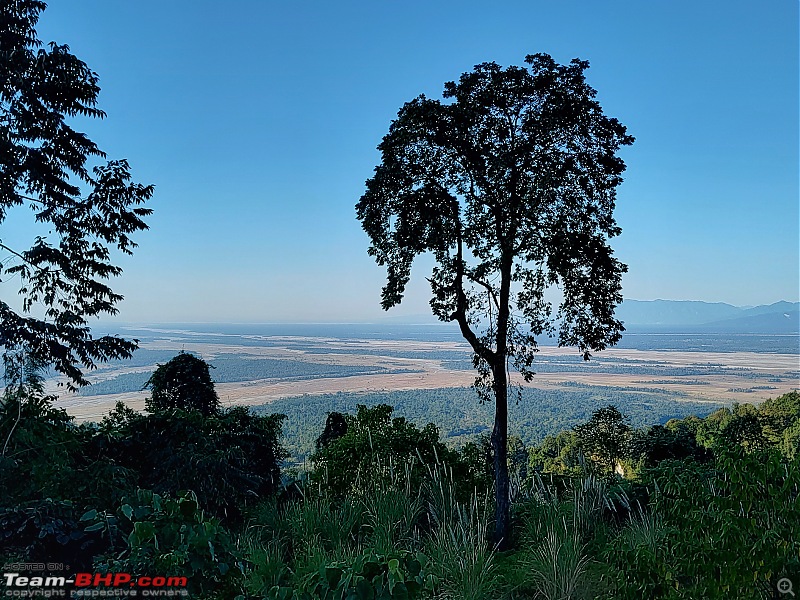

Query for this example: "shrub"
[627,424,710,472]
[310,404,479,500]
[96,405,287,522]
[0,498,99,569]
[0,388,85,503]
[87,489,242,597]
[268,551,435,600]
[605,448,800,599]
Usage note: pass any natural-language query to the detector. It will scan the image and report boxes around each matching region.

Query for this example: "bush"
[95,404,287,522]
[528,430,584,476]
[310,404,481,500]
[87,489,242,597]
[0,389,85,503]
[604,448,800,599]
[627,424,710,472]
[0,498,99,569]
[268,551,435,600]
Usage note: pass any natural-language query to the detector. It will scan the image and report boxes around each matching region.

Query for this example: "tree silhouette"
[315,411,348,450]
[0,0,153,389]
[357,54,632,546]
[144,353,220,416]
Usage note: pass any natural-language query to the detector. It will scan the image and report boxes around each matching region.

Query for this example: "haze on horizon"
[4,0,797,324]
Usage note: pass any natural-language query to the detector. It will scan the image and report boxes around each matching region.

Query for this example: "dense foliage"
[94,402,287,521]
[3,375,798,598]
[86,489,242,597]
[573,405,630,473]
[144,351,221,415]
[606,447,800,599]
[310,404,490,499]
[0,353,286,594]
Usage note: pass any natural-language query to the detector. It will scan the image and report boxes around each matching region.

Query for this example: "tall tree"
[0,0,153,389]
[356,54,632,546]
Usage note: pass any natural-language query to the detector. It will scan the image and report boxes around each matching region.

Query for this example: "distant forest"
[253,385,727,462]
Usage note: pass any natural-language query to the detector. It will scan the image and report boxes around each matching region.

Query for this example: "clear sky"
[12,0,799,322]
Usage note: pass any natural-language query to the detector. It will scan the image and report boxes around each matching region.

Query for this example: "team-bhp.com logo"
[3,572,188,597]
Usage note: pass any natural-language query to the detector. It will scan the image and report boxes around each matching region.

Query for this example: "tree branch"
[450,212,497,366]
[1,394,22,457]
[465,272,500,310]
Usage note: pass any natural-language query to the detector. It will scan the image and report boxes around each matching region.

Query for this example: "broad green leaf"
[79,509,97,522]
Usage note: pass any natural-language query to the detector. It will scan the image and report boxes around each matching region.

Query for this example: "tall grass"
[570,472,614,540]
[362,484,422,555]
[352,455,423,555]
[240,491,366,594]
[242,455,503,599]
[424,462,497,600]
[424,460,460,529]
[238,500,292,596]
[241,536,290,594]
[519,471,620,600]
[283,495,363,555]
[617,501,662,553]
[526,515,590,600]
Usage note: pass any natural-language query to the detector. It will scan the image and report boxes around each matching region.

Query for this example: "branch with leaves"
[0,1,153,389]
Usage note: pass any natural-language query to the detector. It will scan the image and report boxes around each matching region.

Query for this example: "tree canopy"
[573,404,631,473]
[310,404,459,497]
[0,0,152,388]
[144,352,220,416]
[357,53,633,545]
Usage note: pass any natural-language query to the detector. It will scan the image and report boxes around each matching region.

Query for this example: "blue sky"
[15,0,799,322]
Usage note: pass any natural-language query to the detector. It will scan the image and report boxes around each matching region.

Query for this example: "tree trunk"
[490,244,513,550]
[492,363,510,549]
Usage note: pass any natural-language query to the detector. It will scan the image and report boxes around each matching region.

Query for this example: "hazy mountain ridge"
[380,300,800,334]
[698,310,800,334]
[617,300,800,333]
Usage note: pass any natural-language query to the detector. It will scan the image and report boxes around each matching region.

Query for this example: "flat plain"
[52,330,800,422]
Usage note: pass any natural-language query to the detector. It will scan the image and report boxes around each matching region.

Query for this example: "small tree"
[574,405,630,473]
[528,430,583,476]
[315,411,348,450]
[0,0,153,389]
[627,424,709,472]
[357,54,632,545]
[144,352,220,416]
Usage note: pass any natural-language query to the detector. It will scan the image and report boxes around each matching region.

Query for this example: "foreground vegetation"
[1,352,798,599]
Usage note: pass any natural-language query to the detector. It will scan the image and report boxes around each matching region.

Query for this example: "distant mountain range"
[380,300,800,334]
[617,300,799,333]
